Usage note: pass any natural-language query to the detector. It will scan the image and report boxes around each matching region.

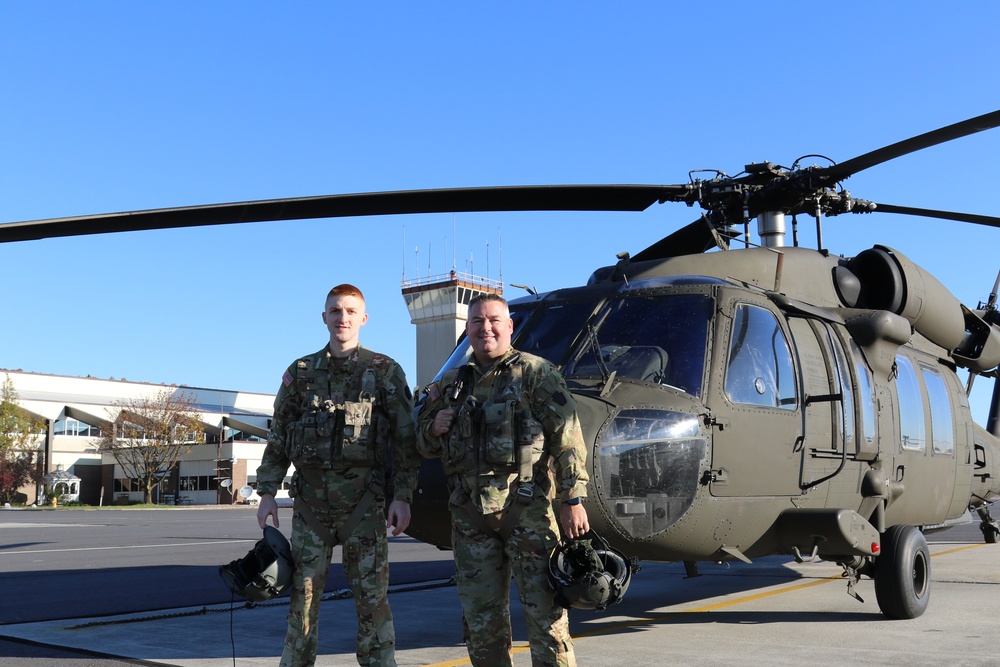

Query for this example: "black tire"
[982,523,1000,544]
[874,524,931,619]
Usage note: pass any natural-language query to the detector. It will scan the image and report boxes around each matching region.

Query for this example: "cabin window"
[895,355,926,452]
[827,327,856,452]
[921,365,954,455]
[724,303,796,409]
[849,341,876,446]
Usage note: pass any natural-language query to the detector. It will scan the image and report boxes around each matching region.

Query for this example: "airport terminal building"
[3,370,280,506]
[4,268,501,506]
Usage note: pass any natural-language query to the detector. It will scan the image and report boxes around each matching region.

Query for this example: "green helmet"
[219,526,294,602]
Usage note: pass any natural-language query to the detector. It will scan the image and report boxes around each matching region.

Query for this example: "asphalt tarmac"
[1,507,998,666]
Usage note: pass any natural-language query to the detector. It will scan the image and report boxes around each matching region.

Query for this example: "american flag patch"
[282,370,294,387]
[427,382,441,402]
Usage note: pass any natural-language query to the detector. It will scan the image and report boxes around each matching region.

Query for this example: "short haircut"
[469,293,507,310]
[326,283,365,302]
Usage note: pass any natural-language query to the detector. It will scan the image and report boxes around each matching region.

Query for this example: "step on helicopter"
[4,110,1000,620]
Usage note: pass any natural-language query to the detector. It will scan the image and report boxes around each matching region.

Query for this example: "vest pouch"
[340,400,374,462]
[443,410,471,468]
[517,409,545,462]
[483,400,516,468]
[289,413,330,467]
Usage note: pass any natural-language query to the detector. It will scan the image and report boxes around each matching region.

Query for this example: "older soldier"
[256,283,419,667]
[417,293,590,667]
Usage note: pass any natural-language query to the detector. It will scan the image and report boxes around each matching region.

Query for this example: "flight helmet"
[219,526,294,602]
[547,530,632,611]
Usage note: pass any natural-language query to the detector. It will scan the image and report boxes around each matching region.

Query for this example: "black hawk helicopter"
[4,110,1000,620]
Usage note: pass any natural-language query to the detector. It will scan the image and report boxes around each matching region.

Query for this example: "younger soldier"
[417,293,590,667]
[256,284,419,667]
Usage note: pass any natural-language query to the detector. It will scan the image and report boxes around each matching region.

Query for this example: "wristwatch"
[564,496,583,506]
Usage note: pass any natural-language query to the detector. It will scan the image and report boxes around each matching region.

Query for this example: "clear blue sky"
[3,2,1000,419]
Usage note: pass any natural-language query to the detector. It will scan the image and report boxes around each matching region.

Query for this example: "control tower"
[402,270,503,389]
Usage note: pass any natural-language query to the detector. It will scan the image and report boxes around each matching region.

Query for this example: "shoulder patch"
[426,382,441,402]
[282,370,294,387]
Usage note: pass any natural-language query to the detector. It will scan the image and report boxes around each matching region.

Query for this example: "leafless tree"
[93,389,205,504]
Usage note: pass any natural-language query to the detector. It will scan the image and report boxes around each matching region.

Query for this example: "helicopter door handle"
[700,469,728,485]
[895,465,905,483]
[706,416,729,430]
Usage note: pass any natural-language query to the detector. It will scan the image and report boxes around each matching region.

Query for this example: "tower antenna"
[498,227,503,285]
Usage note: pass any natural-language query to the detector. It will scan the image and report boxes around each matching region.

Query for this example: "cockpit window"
[565,294,712,397]
[512,300,598,366]
[430,297,595,383]
[431,291,713,399]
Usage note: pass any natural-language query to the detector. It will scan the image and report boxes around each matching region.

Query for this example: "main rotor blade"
[819,109,1000,182]
[631,216,723,262]
[869,203,1000,229]
[0,184,690,244]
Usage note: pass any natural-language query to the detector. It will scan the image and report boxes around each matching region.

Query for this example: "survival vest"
[285,347,389,469]
[444,353,547,496]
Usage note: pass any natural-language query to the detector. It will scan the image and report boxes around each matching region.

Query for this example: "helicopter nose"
[578,400,706,541]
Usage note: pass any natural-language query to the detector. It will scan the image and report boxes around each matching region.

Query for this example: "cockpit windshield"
[565,293,713,397]
[431,290,713,399]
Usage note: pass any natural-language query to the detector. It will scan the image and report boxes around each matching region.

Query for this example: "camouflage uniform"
[256,345,419,667]
[416,348,588,667]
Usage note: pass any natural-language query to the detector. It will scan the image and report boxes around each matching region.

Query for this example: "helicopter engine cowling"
[837,245,1000,373]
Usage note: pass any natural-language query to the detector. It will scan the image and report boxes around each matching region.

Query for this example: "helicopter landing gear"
[873,524,930,619]
[974,505,1000,544]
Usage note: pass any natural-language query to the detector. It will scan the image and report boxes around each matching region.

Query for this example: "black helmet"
[219,526,294,602]
[547,531,632,611]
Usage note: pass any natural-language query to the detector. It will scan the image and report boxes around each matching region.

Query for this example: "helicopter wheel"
[981,522,1000,544]
[873,524,930,619]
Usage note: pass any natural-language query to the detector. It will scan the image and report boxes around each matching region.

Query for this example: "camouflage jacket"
[256,345,419,503]
[416,347,588,514]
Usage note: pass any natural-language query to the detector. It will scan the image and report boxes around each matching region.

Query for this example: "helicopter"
[3,110,1000,621]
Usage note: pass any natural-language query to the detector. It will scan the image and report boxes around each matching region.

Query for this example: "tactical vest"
[286,347,387,468]
[443,354,546,487]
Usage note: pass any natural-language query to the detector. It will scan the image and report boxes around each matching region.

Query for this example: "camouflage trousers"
[280,471,396,667]
[451,497,575,667]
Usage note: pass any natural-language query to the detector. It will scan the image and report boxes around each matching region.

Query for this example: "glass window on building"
[53,417,102,437]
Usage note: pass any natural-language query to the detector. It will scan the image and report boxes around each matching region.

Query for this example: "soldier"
[416,293,590,667]
[256,283,419,667]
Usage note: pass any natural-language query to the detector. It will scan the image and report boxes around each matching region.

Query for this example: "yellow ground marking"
[420,543,988,666]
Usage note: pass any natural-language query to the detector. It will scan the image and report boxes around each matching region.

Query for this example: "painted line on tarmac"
[930,543,985,558]
[420,543,991,667]
[0,540,254,556]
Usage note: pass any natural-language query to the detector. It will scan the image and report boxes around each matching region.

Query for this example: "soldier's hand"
[430,408,456,437]
[386,499,411,536]
[257,494,279,529]
[560,502,590,540]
